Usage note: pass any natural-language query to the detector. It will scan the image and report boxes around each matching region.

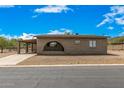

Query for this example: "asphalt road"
[0,66,124,88]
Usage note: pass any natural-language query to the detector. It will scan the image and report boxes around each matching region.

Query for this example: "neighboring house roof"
[35,35,107,39]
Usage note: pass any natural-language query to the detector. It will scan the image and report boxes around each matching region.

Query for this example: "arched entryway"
[43,41,64,51]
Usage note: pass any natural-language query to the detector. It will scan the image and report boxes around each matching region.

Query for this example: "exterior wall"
[33,43,37,53]
[37,38,107,55]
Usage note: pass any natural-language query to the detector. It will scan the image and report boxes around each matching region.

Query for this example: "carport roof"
[18,39,36,44]
[35,35,107,39]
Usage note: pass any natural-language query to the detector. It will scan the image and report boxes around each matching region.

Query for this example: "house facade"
[35,35,107,55]
[17,35,107,55]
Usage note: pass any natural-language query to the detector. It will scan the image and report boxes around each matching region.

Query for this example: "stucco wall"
[36,38,107,55]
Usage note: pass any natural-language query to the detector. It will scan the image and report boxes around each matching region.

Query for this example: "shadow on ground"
[36,53,119,56]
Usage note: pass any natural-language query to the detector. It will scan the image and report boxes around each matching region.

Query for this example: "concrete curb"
[1,64,124,67]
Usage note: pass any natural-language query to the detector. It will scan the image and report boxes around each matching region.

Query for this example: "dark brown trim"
[18,39,36,44]
[35,35,107,39]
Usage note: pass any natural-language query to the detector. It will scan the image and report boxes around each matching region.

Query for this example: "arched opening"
[43,41,64,51]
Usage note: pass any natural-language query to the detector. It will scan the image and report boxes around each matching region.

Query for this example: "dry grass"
[17,50,124,65]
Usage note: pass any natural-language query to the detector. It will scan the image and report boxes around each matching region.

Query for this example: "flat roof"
[35,35,107,39]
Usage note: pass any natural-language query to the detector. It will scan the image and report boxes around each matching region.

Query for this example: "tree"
[7,39,17,51]
[0,37,8,53]
[64,31,73,35]
[109,36,124,44]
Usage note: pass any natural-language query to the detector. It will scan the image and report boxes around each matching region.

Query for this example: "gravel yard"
[17,50,124,65]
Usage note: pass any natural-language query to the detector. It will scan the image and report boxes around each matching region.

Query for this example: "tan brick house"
[17,35,107,55]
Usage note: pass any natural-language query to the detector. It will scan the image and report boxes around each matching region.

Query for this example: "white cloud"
[115,17,124,25]
[47,28,73,35]
[97,16,112,27]
[0,33,37,40]
[119,32,124,36]
[19,33,37,40]
[111,6,124,14]
[32,14,39,18]
[97,6,124,27]
[0,29,73,40]
[108,26,114,30]
[34,5,73,14]
[0,5,15,8]
[48,30,65,35]
[0,34,17,39]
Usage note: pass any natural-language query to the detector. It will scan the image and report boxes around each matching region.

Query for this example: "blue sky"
[0,5,124,39]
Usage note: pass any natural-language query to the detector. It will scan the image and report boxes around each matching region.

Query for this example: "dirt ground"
[0,51,16,58]
[17,50,124,65]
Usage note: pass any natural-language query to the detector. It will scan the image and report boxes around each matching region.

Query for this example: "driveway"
[0,54,35,66]
[0,66,124,87]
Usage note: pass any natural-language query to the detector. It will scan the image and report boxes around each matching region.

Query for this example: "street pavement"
[0,66,124,88]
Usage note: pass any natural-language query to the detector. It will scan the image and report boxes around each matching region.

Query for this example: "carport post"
[17,41,21,54]
[25,43,29,53]
[31,43,33,53]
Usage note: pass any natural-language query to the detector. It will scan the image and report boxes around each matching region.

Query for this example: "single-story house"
[17,35,107,55]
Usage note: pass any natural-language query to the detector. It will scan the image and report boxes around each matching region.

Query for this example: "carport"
[17,39,37,54]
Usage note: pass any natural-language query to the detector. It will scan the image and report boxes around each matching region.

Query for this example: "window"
[89,40,96,48]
